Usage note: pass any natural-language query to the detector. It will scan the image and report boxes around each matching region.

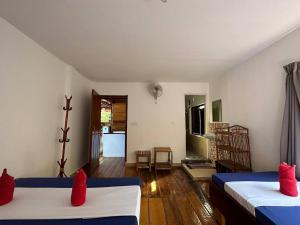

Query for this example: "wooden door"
[88,90,101,172]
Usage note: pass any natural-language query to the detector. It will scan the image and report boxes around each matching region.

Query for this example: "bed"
[210,172,300,225]
[0,177,142,225]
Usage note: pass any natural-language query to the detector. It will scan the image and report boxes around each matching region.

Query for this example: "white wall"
[210,27,300,171]
[91,82,209,163]
[0,16,208,176]
[64,67,91,175]
[0,17,90,177]
[6,5,300,175]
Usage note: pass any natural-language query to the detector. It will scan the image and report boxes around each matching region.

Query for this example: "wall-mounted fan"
[149,83,163,103]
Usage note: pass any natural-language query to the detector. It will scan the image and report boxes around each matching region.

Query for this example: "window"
[212,99,222,122]
[191,104,205,135]
[101,108,111,123]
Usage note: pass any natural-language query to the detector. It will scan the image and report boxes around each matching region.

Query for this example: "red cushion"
[279,162,298,197]
[0,169,15,206]
[71,169,87,206]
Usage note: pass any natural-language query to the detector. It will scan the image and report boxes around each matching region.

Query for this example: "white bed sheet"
[0,186,141,221]
[224,181,300,216]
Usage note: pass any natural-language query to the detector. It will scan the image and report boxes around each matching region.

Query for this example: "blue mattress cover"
[212,172,300,225]
[212,171,278,190]
[15,177,142,188]
[0,177,141,225]
[0,216,138,225]
[256,206,300,225]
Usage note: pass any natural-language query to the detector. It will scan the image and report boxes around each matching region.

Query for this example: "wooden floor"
[91,157,126,177]
[91,157,217,225]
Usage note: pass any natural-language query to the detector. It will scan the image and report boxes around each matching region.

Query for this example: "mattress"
[224,181,300,216]
[212,172,300,225]
[0,177,142,225]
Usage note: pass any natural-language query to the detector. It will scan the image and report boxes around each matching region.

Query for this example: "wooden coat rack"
[58,95,72,178]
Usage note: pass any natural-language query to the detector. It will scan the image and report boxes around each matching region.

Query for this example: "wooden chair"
[154,147,173,172]
[136,150,151,172]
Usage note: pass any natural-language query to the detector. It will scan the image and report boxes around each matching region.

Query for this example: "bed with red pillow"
[0,177,141,225]
[211,172,300,225]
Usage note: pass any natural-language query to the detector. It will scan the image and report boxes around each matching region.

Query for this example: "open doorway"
[183,95,215,180]
[100,96,127,162]
[185,95,207,160]
[87,91,128,176]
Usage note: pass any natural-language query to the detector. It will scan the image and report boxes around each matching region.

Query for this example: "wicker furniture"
[207,122,229,165]
[154,147,173,172]
[215,125,251,172]
[136,150,151,172]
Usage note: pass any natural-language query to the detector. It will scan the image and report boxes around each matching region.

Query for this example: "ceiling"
[1,0,300,82]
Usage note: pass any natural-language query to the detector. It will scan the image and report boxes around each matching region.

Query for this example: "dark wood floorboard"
[91,157,125,177]
[91,157,217,225]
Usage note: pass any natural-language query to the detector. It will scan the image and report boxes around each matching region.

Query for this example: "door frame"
[100,95,128,162]
[87,89,101,174]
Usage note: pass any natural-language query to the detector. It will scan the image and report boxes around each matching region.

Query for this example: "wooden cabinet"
[111,102,126,132]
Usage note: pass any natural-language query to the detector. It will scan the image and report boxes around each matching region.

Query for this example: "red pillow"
[71,169,87,206]
[0,168,15,205]
[279,162,298,197]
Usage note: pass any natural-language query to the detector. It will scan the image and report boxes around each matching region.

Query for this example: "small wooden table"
[154,147,173,172]
[136,150,151,172]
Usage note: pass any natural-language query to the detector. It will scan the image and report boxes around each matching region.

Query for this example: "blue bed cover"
[0,177,141,225]
[212,172,300,225]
